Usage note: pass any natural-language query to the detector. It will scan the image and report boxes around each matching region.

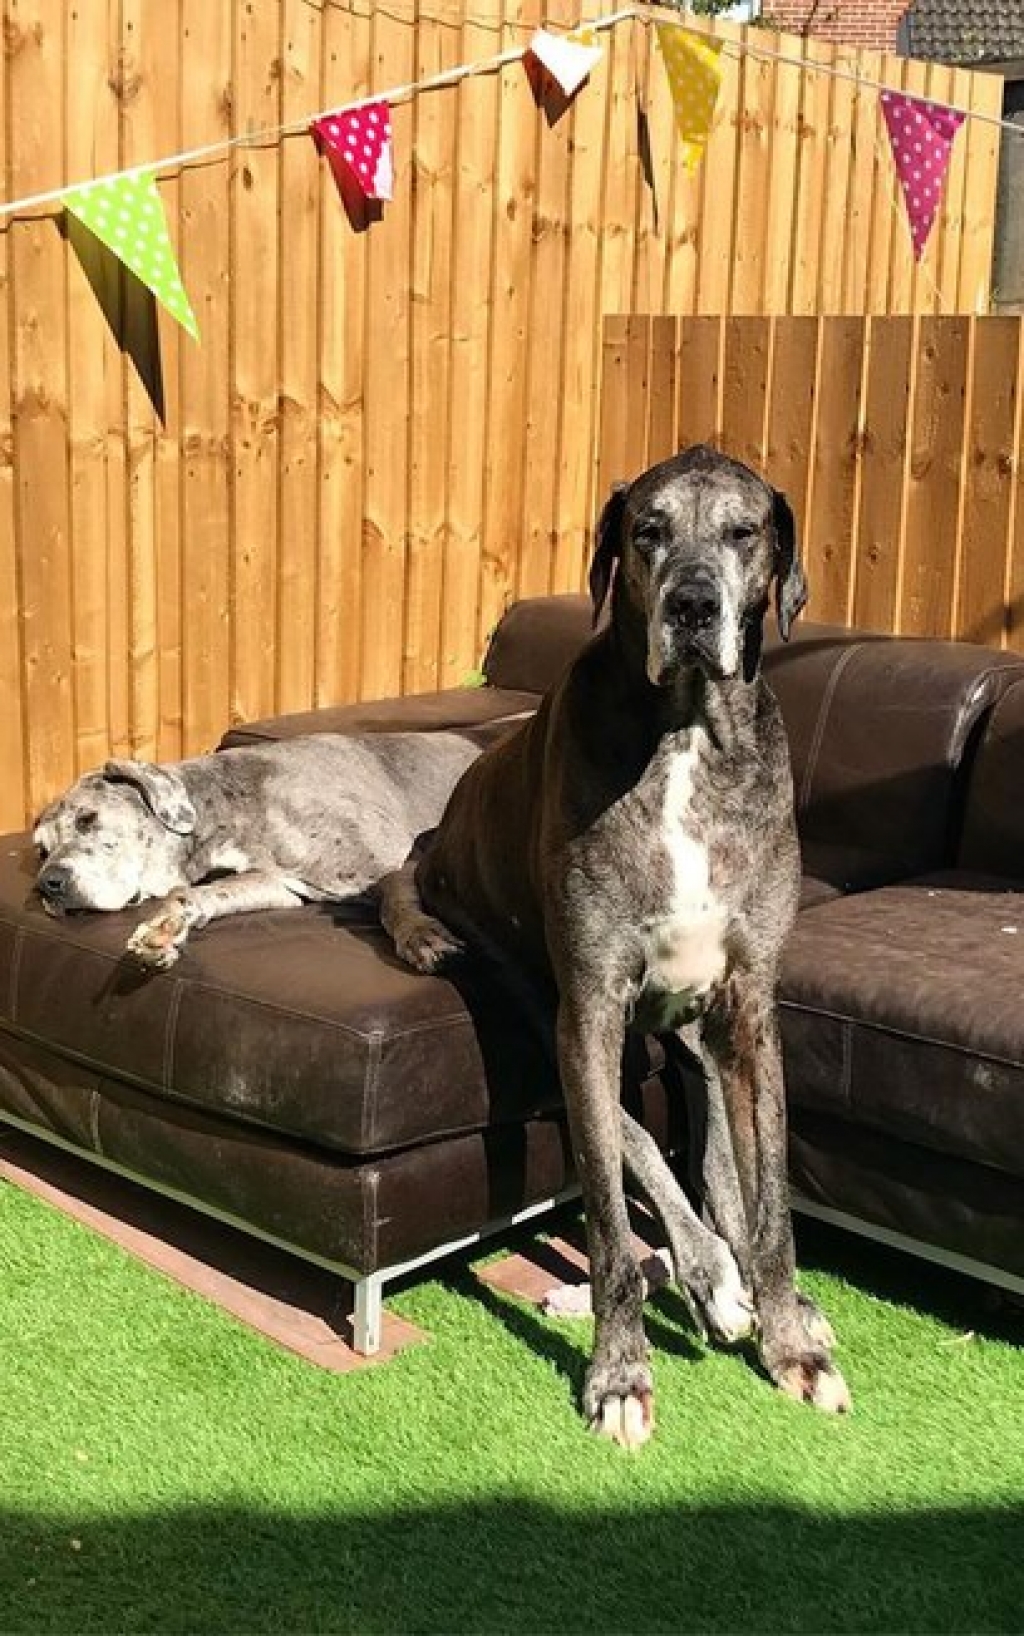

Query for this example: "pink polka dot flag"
[880,90,965,262]
[311,102,394,203]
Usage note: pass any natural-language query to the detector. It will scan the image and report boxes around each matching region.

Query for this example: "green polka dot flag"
[63,171,199,341]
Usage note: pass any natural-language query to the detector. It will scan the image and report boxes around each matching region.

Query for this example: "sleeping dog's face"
[590,445,808,685]
[32,761,196,915]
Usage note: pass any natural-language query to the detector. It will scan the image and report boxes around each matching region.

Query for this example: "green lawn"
[3,1179,1023,1634]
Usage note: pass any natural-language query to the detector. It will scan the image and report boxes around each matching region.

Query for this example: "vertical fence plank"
[438,2,499,679]
[675,315,723,450]
[121,0,165,763]
[841,48,881,316]
[898,316,969,637]
[720,317,770,470]
[851,315,915,633]
[0,10,25,827]
[727,36,773,315]
[231,0,281,726]
[762,34,801,316]
[316,3,371,706]
[789,38,830,316]
[64,0,120,775]
[816,47,855,314]
[403,7,458,692]
[804,317,865,622]
[955,319,1020,646]
[150,1,184,763]
[959,68,1002,314]
[596,314,632,497]
[763,316,818,547]
[517,0,574,602]
[477,2,541,649]
[275,0,321,713]
[178,0,232,756]
[359,9,415,699]
[647,315,678,468]
[696,21,740,314]
[551,12,612,596]
[9,0,75,814]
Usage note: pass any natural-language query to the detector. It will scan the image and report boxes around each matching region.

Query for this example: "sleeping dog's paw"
[394,913,464,973]
[583,1356,655,1450]
[126,897,195,970]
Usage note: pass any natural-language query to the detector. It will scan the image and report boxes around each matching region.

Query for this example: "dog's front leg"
[557,987,654,1449]
[705,978,851,1413]
[126,873,306,969]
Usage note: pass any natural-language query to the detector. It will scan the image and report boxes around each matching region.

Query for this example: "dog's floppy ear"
[589,482,628,626]
[772,489,808,642]
[102,760,197,835]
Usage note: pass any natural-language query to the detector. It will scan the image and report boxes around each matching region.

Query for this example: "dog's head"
[589,444,808,686]
[32,760,196,915]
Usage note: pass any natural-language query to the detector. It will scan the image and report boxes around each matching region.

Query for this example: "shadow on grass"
[3,1495,1023,1634]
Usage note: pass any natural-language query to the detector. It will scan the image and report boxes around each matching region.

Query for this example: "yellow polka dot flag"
[655,25,724,172]
[63,172,199,341]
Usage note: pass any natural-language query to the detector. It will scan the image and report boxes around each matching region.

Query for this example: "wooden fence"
[598,313,1024,649]
[0,1,1005,828]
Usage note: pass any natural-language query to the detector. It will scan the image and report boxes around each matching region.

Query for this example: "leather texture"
[782,872,1024,1181]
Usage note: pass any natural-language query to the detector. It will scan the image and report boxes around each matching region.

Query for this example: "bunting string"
[0,2,1020,226]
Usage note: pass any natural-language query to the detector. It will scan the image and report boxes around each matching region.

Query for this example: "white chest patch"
[643,734,729,1000]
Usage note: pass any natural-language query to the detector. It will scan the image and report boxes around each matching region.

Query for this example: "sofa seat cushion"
[0,837,600,1159]
[781,872,1024,1181]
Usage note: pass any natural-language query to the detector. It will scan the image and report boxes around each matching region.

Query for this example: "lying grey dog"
[380,445,849,1445]
[32,731,494,969]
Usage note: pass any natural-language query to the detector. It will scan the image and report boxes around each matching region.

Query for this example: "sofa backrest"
[764,630,1024,890]
[958,677,1024,880]
[482,593,593,694]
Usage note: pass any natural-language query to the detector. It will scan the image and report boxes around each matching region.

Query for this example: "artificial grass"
[2,1181,1024,1635]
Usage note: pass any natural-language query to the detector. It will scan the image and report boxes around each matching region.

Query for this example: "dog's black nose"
[37,866,69,902]
[671,582,721,632]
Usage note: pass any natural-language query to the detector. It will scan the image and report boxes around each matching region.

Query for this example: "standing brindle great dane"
[380,445,850,1445]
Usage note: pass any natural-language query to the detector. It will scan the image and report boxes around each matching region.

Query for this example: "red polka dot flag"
[880,90,965,262]
[311,101,394,202]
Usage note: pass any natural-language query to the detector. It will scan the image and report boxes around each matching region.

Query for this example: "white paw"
[126,902,190,970]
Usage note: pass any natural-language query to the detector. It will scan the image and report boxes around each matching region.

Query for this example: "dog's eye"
[731,523,760,544]
[632,524,661,553]
[75,810,99,834]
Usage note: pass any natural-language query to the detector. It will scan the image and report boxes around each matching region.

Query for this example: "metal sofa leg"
[352,1272,385,1355]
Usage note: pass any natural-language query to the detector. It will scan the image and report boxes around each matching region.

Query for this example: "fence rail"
[598,313,1024,649]
[0,1,1005,827]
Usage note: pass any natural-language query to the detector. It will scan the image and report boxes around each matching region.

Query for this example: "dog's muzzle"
[649,576,728,684]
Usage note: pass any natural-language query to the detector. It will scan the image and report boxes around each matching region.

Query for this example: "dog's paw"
[761,1325,851,1413]
[583,1357,655,1450]
[702,1247,756,1347]
[395,915,464,973]
[126,900,191,970]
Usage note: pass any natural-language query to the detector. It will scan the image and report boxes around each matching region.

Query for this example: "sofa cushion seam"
[798,643,862,813]
[782,998,1024,1071]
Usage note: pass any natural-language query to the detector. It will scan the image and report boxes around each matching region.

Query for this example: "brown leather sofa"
[2,594,1024,1349]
